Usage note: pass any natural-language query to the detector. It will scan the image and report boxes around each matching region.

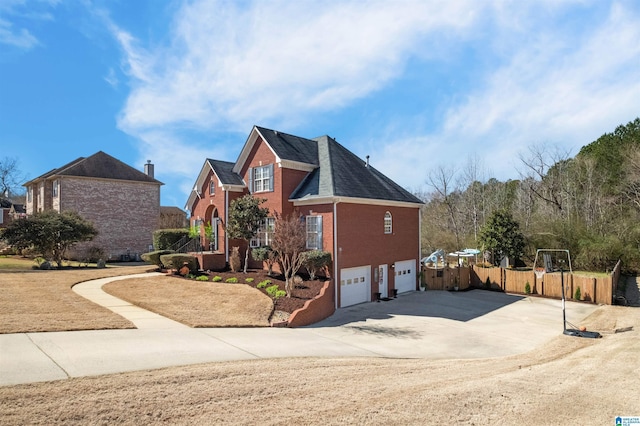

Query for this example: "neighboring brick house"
[23,151,162,260]
[186,126,424,308]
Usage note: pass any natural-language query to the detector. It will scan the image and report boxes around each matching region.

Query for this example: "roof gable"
[233,126,318,173]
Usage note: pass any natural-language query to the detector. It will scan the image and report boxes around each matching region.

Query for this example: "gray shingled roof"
[290,136,423,204]
[207,159,244,186]
[255,126,319,165]
[29,151,161,184]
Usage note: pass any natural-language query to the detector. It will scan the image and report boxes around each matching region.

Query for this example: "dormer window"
[384,211,392,234]
[209,180,215,195]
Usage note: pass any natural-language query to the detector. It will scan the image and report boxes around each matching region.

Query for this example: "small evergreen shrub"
[257,280,271,289]
[159,253,197,272]
[153,229,190,250]
[301,250,332,280]
[196,275,209,281]
[524,282,531,294]
[266,284,280,297]
[212,276,223,282]
[225,277,238,283]
[574,286,581,300]
[141,250,174,268]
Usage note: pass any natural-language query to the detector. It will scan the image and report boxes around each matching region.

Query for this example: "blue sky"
[2,0,640,209]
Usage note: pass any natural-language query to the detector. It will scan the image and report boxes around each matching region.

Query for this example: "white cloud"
[113,0,482,134]
[0,0,59,49]
[378,1,640,189]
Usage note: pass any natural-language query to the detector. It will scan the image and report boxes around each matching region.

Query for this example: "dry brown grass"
[0,265,152,334]
[1,306,638,425]
[103,276,274,327]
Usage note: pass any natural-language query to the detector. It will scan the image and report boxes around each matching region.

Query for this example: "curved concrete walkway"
[0,274,600,386]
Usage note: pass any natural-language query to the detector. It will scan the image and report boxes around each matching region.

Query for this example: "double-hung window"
[249,164,274,193]
[306,215,323,250]
[52,180,59,198]
[209,180,215,195]
[251,217,275,247]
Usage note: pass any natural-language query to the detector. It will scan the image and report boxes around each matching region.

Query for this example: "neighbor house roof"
[24,151,163,186]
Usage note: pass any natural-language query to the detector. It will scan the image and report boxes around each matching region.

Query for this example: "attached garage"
[394,259,417,294]
[340,266,370,307]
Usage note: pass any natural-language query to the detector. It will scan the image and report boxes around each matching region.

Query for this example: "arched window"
[384,211,392,234]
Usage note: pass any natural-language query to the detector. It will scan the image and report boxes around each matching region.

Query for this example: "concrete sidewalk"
[0,276,599,386]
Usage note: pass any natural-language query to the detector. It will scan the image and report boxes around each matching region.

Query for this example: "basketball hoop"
[534,268,545,280]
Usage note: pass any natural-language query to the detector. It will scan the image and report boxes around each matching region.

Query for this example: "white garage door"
[394,259,417,293]
[340,266,370,307]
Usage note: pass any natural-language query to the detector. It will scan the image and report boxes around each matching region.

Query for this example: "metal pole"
[561,267,566,332]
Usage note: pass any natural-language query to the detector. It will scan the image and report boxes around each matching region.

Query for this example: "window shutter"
[316,216,323,250]
[268,163,274,192]
[248,167,253,193]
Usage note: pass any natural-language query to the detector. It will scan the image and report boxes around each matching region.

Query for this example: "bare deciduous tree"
[271,213,307,297]
[0,157,26,199]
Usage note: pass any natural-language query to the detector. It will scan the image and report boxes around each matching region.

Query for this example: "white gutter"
[333,200,339,310]
[225,189,229,263]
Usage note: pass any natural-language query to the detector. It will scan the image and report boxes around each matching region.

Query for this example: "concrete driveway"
[0,275,599,386]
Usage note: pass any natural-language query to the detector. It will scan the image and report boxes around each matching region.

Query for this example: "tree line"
[418,117,640,273]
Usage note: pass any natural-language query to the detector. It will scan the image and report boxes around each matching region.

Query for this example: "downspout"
[333,200,339,310]
[225,189,229,263]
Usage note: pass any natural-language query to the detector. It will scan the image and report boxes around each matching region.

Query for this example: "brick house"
[186,126,423,308]
[23,151,162,260]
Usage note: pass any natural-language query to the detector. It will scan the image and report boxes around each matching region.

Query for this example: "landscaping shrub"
[252,246,277,275]
[212,276,222,282]
[229,247,241,272]
[225,277,238,283]
[159,253,198,272]
[141,250,174,268]
[524,282,531,295]
[196,275,209,281]
[245,277,254,283]
[153,229,190,250]
[275,290,286,299]
[574,286,581,300]
[301,250,331,280]
[266,284,280,298]
[257,279,271,289]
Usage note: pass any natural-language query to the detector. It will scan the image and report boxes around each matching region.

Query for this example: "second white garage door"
[394,259,417,293]
[340,266,370,307]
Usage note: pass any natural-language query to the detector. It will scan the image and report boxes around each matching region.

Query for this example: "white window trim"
[250,217,275,248]
[306,215,323,250]
[250,164,274,193]
[384,211,392,234]
[209,180,215,195]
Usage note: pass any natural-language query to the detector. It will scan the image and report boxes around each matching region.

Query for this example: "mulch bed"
[177,269,326,314]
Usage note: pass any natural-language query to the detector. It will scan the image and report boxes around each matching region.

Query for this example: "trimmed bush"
[301,250,332,280]
[524,282,531,295]
[275,290,286,299]
[245,277,254,283]
[257,280,271,289]
[212,276,223,282]
[141,250,174,268]
[196,275,209,281]
[153,229,190,250]
[574,286,581,300]
[225,277,239,283]
[159,253,198,272]
[266,284,280,298]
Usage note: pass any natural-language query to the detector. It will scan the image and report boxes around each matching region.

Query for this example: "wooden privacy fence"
[422,260,621,305]
[421,266,471,291]
[470,262,621,305]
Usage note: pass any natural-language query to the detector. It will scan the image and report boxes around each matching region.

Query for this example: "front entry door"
[378,264,388,298]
